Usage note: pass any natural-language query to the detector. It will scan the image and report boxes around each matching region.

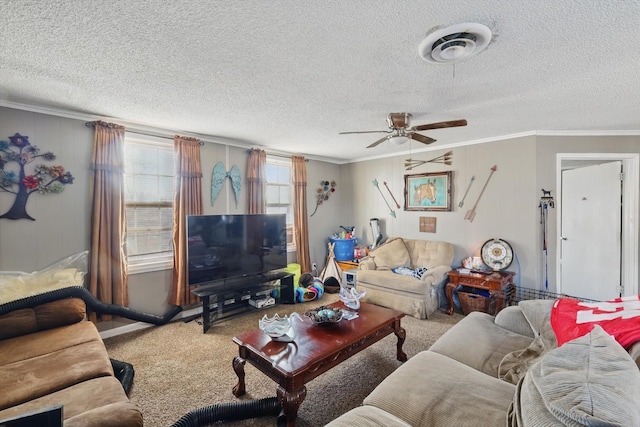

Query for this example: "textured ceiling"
[1,1,639,163]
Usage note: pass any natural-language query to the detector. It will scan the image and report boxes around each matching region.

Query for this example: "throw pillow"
[508,325,640,426]
[370,238,410,270]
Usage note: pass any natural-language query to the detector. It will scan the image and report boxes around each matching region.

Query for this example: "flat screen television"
[186,214,287,287]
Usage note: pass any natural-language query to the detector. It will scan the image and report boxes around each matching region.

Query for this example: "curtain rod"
[84,122,205,145]
[84,121,307,159]
[247,149,309,162]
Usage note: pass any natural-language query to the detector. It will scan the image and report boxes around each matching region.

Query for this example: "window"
[124,137,175,273]
[265,156,295,249]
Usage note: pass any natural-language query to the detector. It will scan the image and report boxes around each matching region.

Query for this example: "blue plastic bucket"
[330,238,356,261]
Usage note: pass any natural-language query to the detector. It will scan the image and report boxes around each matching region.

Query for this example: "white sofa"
[327,299,640,426]
[356,237,454,319]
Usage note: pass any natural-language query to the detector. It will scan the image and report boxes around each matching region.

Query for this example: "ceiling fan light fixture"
[389,135,409,145]
[419,23,492,64]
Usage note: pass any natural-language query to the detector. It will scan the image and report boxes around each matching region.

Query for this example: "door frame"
[556,153,639,297]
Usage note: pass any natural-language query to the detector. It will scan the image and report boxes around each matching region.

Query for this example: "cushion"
[0,322,113,410]
[429,311,534,377]
[356,270,427,294]
[508,325,640,426]
[364,351,516,427]
[403,239,454,269]
[325,405,412,427]
[494,306,536,338]
[0,298,86,340]
[369,238,410,270]
[0,377,139,425]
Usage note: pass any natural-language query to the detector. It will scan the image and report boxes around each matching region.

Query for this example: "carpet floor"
[104,294,463,427]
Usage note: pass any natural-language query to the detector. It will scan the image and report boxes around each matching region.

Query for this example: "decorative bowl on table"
[305,305,344,326]
[259,313,300,342]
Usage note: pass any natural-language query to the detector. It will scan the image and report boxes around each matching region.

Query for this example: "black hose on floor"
[110,358,135,396]
[170,397,286,427]
[0,286,182,324]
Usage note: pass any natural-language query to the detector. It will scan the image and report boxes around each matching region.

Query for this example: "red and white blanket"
[551,295,640,349]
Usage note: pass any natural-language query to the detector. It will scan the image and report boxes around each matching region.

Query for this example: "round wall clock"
[481,238,514,271]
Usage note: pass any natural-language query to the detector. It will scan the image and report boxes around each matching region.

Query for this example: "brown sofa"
[0,297,143,426]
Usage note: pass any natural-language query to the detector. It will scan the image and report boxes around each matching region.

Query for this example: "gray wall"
[343,136,539,289]
[534,135,640,293]
[0,107,93,270]
[0,107,342,320]
[2,106,639,326]
[344,134,640,292]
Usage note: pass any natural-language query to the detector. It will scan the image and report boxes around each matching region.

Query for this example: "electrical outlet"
[312,262,317,270]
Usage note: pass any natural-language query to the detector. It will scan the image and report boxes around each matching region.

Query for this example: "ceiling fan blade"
[339,130,391,135]
[408,132,436,145]
[367,136,390,148]
[411,119,467,132]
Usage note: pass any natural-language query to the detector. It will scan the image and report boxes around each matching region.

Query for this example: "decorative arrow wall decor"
[458,175,475,208]
[464,165,497,222]
[383,181,401,209]
[405,151,453,171]
[372,179,396,218]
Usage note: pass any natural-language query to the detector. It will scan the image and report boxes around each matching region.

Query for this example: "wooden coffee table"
[232,301,407,426]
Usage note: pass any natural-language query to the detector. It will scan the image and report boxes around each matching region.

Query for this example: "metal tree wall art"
[0,133,75,220]
[310,180,336,216]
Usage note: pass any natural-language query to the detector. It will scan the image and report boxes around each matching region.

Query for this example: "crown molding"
[0,100,342,164]
[2,100,638,165]
[536,129,640,136]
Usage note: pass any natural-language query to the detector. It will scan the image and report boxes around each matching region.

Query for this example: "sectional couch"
[327,299,640,426]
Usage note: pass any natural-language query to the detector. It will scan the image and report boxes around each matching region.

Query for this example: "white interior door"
[560,161,621,301]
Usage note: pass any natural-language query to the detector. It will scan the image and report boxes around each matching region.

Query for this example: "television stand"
[190,272,293,333]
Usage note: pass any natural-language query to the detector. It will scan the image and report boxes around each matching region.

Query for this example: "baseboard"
[100,322,152,340]
[99,306,203,339]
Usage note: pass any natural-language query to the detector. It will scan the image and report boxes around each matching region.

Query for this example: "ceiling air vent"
[419,23,492,64]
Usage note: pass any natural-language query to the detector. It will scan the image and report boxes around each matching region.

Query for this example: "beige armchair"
[356,237,454,319]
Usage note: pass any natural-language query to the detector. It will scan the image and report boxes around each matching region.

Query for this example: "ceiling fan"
[339,113,467,148]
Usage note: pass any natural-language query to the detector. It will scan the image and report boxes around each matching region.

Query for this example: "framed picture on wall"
[404,171,453,211]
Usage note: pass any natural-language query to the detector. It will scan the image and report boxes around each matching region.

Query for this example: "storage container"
[330,237,356,261]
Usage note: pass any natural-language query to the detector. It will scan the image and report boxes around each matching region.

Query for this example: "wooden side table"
[445,269,515,315]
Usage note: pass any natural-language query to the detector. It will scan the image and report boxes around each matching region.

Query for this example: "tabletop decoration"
[305,305,344,325]
[339,286,367,310]
[259,312,301,342]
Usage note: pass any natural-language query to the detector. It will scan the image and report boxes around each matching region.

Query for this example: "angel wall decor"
[211,161,241,208]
